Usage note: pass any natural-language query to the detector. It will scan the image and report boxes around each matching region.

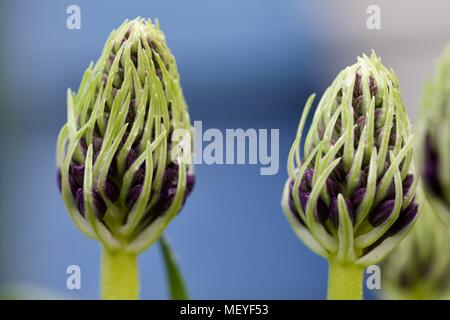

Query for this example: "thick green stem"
[101,248,139,300]
[327,259,364,300]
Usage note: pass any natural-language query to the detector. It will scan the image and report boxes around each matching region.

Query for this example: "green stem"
[327,259,364,300]
[101,248,139,300]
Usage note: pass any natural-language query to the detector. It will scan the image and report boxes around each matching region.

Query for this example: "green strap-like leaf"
[159,236,189,300]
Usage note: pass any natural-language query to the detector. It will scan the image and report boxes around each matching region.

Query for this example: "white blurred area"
[301,0,450,123]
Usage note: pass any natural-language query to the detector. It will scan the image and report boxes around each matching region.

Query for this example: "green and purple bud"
[282,52,419,266]
[56,18,195,253]
[418,45,450,225]
[382,195,450,300]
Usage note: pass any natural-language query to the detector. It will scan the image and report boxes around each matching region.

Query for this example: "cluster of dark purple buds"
[57,19,195,248]
[58,160,195,221]
[283,53,419,265]
[288,169,418,237]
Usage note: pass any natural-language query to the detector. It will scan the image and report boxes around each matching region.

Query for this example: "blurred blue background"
[0,0,448,299]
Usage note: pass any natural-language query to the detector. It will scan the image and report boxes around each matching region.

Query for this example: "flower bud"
[382,197,450,300]
[282,52,419,266]
[56,18,195,253]
[418,45,450,225]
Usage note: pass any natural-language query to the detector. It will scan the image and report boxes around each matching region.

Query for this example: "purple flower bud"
[133,166,145,186]
[388,201,418,235]
[163,163,180,187]
[126,148,138,170]
[126,184,142,208]
[154,187,177,215]
[332,160,346,182]
[68,174,78,197]
[300,169,314,193]
[104,178,119,202]
[74,188,106,219]
[402,174,414,195]
[75,188,84,216]
[108,158,118,177]
[71,164,85,187]
[299,192,328,224]
[299,191,310,212]
[351,188,366,209]
[369,199,395,226]
[326,177,341,199]
[330,197,355,227]
[316,197,329,224]
[93,191,107,219]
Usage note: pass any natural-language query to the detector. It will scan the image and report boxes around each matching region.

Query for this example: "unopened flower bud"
[418,44,450,225]
[282,52,419,266]
[56,18,195,253]
[382,196,450,300]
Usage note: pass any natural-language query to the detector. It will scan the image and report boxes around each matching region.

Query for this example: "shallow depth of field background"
[0,0,449,299]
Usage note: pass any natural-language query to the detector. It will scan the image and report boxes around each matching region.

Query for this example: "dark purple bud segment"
[330,197,355,227]
[68,174,78,197]
[104,179,119,201]
[351,188,366,209]
[71,164,85,186]
[388,201,418,235]
[153,187,177,216]
[126,148,138,170]
[402,174,414,195]
[126,184,142,208]
[332,160,346,182]
[299,191,310,213]
[300,169,314,193]
[298,191,328,224]
[316,197,329,224]
[326,178,341,199]
[75,188,84,216]
[369,199,395,226]
[423,135,443,197]
[133,166,145,186]
[94,191,107,219]
[74,188,106,219]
